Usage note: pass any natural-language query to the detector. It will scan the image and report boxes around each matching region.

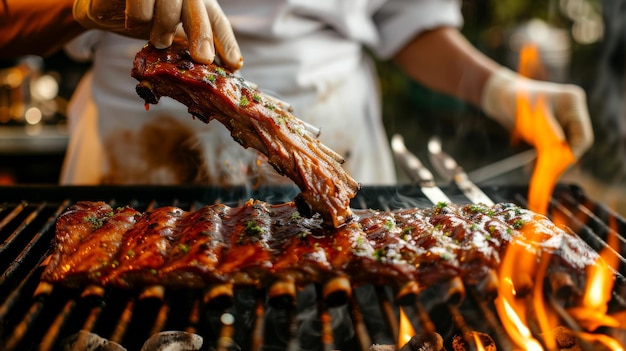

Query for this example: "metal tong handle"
[391,134,451,204]
[427,136,494,206]
[391,134,436,187]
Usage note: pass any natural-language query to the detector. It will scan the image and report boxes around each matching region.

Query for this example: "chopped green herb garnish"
[275,115,286,125]
[488,225,496,233]
[205,74,216,83]
[513,219,526,229]
[126,250,135,258]
[401,226,413,239]
[468,204,484,213]
[215,67,226,77]
[436,202,448,209]
[252,94,261,102]
[178,243,190,253]
[264,103,275,110]
[240,96,250,107]
[245,220,265,237]
[355,236,365,246]
[83,215,107,229]
[373,248,385,261]
[383,219,395,231]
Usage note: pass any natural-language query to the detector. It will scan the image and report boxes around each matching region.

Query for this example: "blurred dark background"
[1,0,623,212]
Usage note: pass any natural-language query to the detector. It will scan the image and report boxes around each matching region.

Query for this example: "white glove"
[73,0,242,70]
[481,67,593,159]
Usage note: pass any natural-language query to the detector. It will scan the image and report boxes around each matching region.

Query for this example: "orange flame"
[568,214,621,331]
[397,306,415,348]
[496,226,548,350]
[495,295,544,350]
[496,220,540,349]
[579,332,625,351]
[473,332,486,351]
[398,307,415,349]
[513,44,576,215]
[584,215,620,310]
[495,44,624,351]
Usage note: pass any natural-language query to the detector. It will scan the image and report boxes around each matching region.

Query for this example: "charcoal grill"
[1,183,625,351]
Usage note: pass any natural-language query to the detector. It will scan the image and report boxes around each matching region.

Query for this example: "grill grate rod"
[348,292,373,349]
[447,304,481,351]
[39,299,76,351]
[0,201,65,290]
[0,201,26,232]
[4,297,46,350]
[468,288,514,350]
[552,198,626,264]
[250,293,266,351]
[377,286,399,341]
[0,202,46,250]
[558,192,626,262]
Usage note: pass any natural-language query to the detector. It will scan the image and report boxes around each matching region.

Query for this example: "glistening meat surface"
[41,201,599,292]
[131,40,360,228]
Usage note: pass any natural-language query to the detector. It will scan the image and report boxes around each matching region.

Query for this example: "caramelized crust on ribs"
[41,201,599,292]
[131,40,360,228]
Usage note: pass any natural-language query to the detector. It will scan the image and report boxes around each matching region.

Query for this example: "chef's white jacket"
[60,0,463,186]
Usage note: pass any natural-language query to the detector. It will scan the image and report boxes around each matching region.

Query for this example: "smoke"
[583,0,626,184]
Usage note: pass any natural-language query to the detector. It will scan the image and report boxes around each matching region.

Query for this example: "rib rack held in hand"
[131,40,360,228]
[41,200,599,297]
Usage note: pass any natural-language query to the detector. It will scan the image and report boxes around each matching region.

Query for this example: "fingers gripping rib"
[205,0,243,71]
[151,0,183,49]
[182,0,215,64]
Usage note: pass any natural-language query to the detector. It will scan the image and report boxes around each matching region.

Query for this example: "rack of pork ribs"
[41,200,600,305]
[131,40,360,228]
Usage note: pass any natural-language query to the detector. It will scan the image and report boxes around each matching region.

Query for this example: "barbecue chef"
[1,0,593,187]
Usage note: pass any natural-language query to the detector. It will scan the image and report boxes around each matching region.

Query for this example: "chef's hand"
[481,67,593,159]
[72,0,242,70]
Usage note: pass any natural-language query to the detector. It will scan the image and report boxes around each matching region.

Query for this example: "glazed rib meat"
[41,201,600,292]
[131,40,360,228]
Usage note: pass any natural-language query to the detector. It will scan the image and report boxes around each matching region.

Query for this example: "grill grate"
[0,184,625,350]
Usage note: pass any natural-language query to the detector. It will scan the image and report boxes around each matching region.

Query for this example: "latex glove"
[481,67,593,159]
[73,0,242,70]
